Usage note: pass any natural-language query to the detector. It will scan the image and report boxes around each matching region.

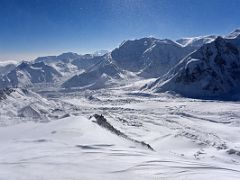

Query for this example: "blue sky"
[0,0,240,61]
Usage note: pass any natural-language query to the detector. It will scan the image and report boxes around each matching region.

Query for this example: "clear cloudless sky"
[0,0,240,61]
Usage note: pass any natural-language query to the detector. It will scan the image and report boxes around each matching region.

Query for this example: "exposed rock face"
[92,114,154,151]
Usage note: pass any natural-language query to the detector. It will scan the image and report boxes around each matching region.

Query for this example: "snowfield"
[1,85,240,180]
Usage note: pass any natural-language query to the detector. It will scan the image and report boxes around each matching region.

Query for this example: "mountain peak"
[57,52,81,60]
[118,37,158,48]
[214,36,225,43]
[225,28,240,39]
[93,50,109,56]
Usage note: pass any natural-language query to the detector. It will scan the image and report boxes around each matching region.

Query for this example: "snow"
[1,87,240,179]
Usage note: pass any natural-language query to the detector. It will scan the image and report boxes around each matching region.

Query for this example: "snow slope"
[1,87,240,180]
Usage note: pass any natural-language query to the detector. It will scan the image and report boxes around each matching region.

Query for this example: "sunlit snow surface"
[1,83,240,179]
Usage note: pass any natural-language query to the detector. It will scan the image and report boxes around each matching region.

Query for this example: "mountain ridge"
[146,35,240,99]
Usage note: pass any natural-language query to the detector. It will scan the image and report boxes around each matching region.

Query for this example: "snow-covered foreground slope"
[1,86,240,180]
[0,116,149,180]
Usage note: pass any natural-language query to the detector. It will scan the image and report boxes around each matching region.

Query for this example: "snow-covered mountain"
[111,38,196,78]
[35,52,103,76]
[2,29,240,93]
[61,36,217,89]
[111,38,156,72]
[225,28,240,39]
[137,39,196,78]
[176,35,217,48]
[62,55,123,89]
[35,52,82,75]
[147,36,240,98]
[0,61,62,89]
[0,52,109,90]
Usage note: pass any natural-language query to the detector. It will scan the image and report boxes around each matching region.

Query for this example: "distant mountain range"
[1,29,240,99]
